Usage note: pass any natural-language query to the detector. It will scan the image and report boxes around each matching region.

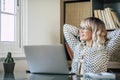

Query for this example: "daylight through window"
[0,0,16,42]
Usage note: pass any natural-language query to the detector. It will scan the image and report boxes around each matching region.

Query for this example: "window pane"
[1,14,15,41]
[1,0,15,14]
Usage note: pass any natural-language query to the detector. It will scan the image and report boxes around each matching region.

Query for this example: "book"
[97,10,103,21]
[111,9,120,28]
[101,10,108,29]
[106,8,116,29]
[94,10,99,18]
[94,7,119,30]
[104,8,111,29]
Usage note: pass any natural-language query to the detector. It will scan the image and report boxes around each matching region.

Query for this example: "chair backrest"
[65,42,73,60]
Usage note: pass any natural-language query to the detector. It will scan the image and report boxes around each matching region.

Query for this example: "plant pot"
[3,62,15,73]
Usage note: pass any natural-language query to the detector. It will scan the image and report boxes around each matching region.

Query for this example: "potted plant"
[3,52,15,73]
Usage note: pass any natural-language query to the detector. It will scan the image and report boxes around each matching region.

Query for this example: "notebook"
[24,44,71,75]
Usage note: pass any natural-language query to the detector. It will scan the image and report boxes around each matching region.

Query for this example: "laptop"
[29,74,69,80]
[24,44,72,75]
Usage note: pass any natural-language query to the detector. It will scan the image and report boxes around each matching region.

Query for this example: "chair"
[65,42,73,60]
[65,42,73,68]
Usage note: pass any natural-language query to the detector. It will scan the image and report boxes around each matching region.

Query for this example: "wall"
[27,0,60,45]
[0,0,60,72]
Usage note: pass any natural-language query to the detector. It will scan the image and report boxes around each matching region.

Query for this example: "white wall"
[27,0,60,45]
[0,0,60,58]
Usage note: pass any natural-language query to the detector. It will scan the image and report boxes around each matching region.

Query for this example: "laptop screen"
[24,44,69,74]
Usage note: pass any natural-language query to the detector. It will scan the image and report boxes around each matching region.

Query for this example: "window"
[1,0,16,41]
[0,0,22,54]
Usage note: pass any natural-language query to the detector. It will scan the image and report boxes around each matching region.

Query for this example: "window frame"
[0,0,28,58]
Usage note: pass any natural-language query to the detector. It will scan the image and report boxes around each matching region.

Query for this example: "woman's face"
[78,27,92,41]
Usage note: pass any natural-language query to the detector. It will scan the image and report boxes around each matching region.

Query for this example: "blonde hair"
[80,17,107,47]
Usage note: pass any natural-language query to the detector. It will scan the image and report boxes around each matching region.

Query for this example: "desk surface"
[1,72,71,80]
[0,71,120,80]
[0,60,120,80]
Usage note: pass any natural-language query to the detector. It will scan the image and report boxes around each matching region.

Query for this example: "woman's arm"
[63,24,79,52]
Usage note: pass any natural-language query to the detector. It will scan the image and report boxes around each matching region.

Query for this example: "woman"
[63,17,110,75]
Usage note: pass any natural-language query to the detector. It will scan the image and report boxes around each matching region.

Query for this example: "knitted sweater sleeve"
[63,24,79,52]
